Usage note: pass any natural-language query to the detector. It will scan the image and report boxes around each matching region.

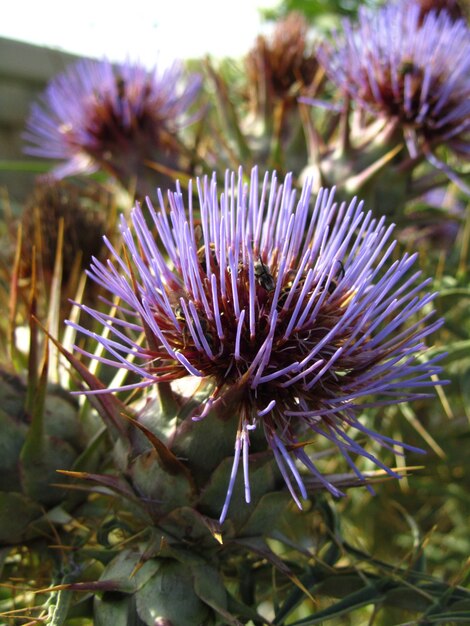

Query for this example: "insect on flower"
[254,257,276,292]
[68,167,444,523]
[323,260,345,294]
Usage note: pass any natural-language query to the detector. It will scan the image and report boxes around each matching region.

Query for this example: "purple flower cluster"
[23,59,201,179]
[69,168,443,522]
[318,2,470,168]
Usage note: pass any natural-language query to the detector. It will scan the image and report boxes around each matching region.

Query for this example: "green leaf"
[289,584,386,625]
[156,506,225,545]
[123,411,193,480]
[192,563,242,626]
[427,339,470,363]
[197,452,277,528]
[135,559,212,626]
[20,435,77,505]
[0,407,26,491]
[72,426,108,473]
[273,566,326,625]
[95,549,160,594]
[0,492,42,544]
[238,491,289,537]
[424,612,470,622]
[94,593,133,626]
[380,587,432,613]
[129,448,194,517]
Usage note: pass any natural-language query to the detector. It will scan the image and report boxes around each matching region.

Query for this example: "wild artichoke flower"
[69,168,442,523]
[317,1,470,185]
[23,58,201,182]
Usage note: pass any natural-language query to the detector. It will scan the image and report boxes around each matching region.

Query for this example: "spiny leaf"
[56,470,137,502]
[344,143,404,194]
[120,411,192,480]
[143,159,193,188]
[192,563,243,626]
[33,316,129,441]
[233,536,316,604]
[40,579,135,594]
[21,333,49,461]
[157,506,225,545]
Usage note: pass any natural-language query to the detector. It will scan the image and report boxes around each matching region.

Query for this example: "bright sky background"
[1,0,279,65]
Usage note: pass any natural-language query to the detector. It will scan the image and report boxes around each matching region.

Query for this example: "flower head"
[246,12,318,103]
[23,58,201,180]
[318,2,470,170]
[69,168,442,522]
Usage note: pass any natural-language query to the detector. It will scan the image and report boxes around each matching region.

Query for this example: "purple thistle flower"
[68,168,443,523]
[23,58,201,180]
[317,1,470,185]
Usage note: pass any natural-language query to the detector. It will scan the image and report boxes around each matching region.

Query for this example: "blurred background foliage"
[262,0,385,24]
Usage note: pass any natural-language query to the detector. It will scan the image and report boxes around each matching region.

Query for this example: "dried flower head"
[21,179,108,282]
[318,2,470,179]
[23,59,201,180]
[69,168,442,522]
[246,12,318,103]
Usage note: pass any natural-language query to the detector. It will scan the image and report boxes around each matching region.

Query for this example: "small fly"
[254,257,275,292]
